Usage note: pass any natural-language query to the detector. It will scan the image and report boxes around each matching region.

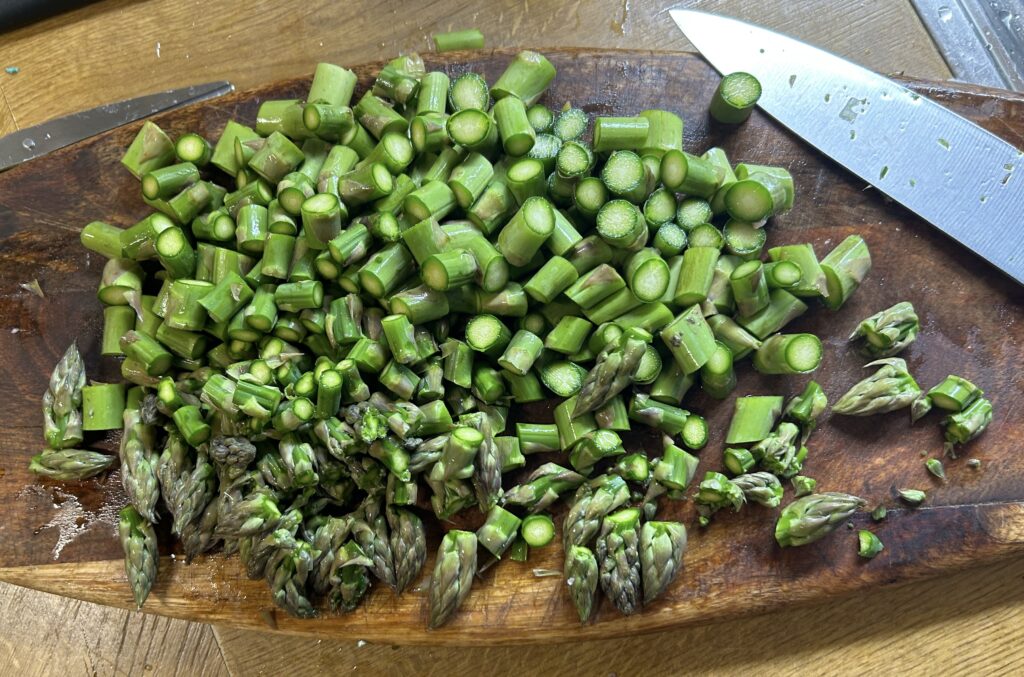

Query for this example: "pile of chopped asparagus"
[32,46,994,627]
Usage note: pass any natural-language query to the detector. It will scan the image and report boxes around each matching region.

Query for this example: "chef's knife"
[0,81,234,172]
[671,10,1024,285]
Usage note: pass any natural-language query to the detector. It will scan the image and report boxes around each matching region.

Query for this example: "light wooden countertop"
[5,1,1018,675]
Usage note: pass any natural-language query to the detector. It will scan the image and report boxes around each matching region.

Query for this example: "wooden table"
[3,1,1018,674]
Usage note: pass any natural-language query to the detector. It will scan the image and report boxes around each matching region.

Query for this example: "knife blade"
[0,81,234,171]
[670,10,1024,285]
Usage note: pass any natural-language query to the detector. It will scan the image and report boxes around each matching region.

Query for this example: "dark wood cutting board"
[1,49,1023,646]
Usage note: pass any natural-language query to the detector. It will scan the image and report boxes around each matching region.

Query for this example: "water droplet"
[937,137,951,150]
[938,5,953,22]
[879,166,889,180]
[909,178,917,187]
[880,90,891,100]
[849,130,857,140]
[824,93,831,103]
[980,195,988,203]
[788,74,797,87]
[759,48,765,54]
[22,138,35,150]
[838,97,867,123]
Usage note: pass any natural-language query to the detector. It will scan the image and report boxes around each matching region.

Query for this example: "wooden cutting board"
[1,49,1022,646]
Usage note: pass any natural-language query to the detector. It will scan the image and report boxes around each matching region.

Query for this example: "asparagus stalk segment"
[709,72,762,124]
[943,397,993,457]
[660,305,716,375]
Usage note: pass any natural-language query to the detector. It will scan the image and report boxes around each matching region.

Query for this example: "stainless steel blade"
[0,81,234,171]
[671,10,1024,285]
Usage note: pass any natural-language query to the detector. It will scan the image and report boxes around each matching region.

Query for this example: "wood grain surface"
[212,555,1024,676]
[0,0,950,132]
[0,581,227,677]
[1,48,1022,647]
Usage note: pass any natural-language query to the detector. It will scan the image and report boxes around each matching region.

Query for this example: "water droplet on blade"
[938,6,953,22]
[22,138,35,150]
[838,97,867,123]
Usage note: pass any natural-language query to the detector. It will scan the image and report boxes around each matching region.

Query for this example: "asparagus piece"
[694,471,745,516]
[476,505,523,559]
[327,541,373,613]
[858,530,884,559]
[792,475,817,497]
[563,474,631,548]
[597,507,642,615]
[943,397,993,457]
[731,472,784,508]
[725,395,783,445]
[926,374,983,413]
[266,540,318,618]
[466,411,502,511]
[820,235,872,309]
[180,494,224,561]
[833,358,922,416]
[389,507,427,593]
[120,409,160,523]
[709,72,761,124]
[119,505,158,609]
[209,435,257,481]
[639,521,687,604]
[41,343,86,450]
[573,334,647,415]
[353,497,397,589]
[428,530,478,628]
[775,492,865,547]
[433,29,485,52]
[29,449,115,480]
[849,302,919,358]
[502,462,586,513]
[565,545,599,623]
[898,489,926,506]
[521,514,556,547]
[753,422,802,478]
[782,381,828,444]
[925,457,946,481]
[216,491,283,539]
[158,431,216,535]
